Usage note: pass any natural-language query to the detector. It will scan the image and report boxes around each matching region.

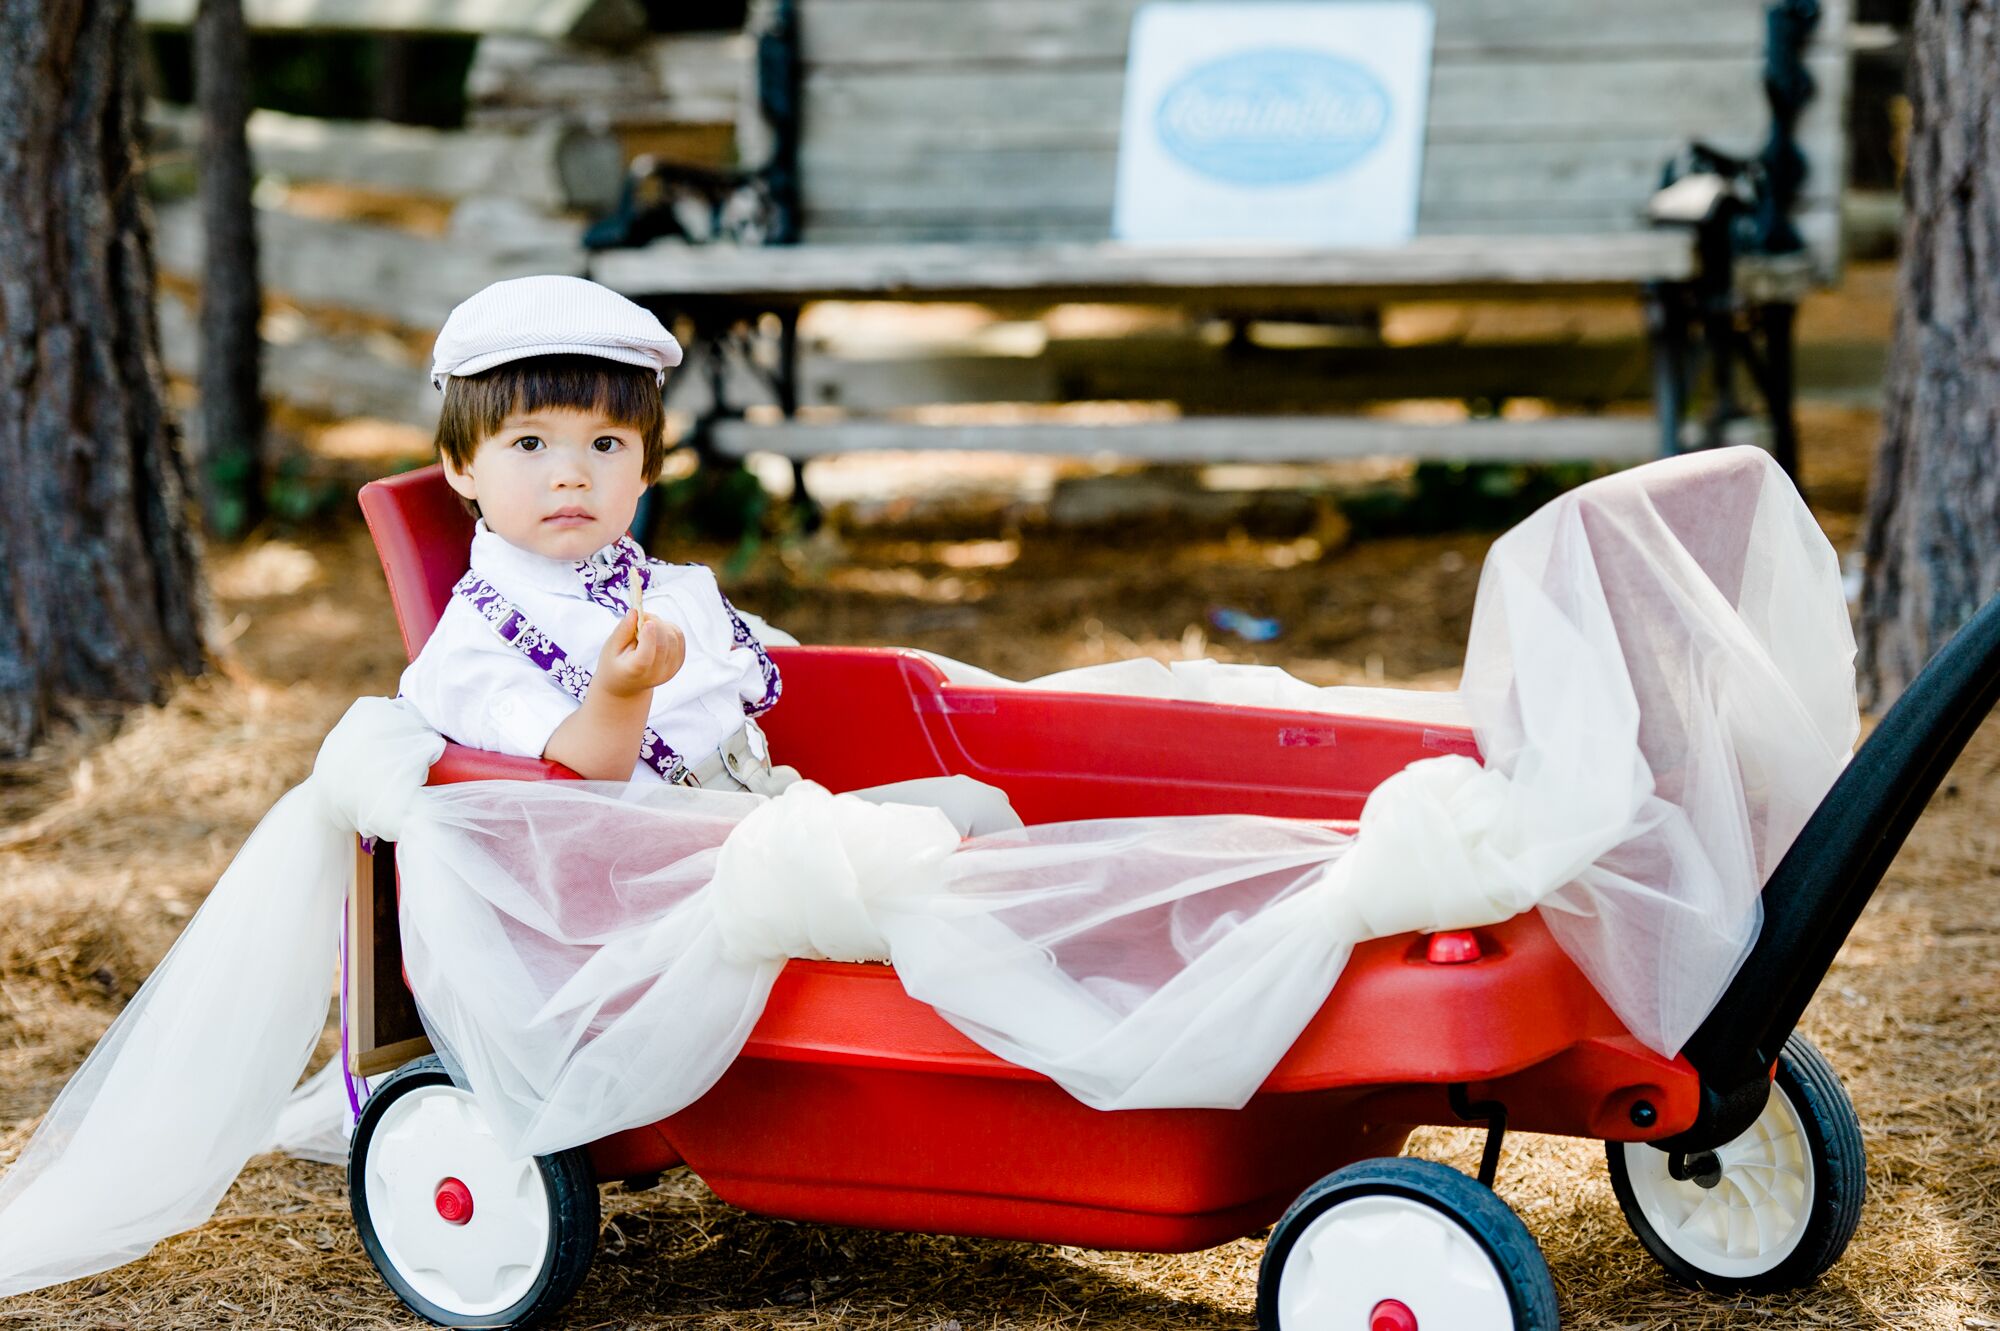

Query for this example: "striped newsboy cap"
[430,275,683,390]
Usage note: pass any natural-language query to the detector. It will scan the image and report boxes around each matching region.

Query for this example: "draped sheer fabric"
[0,707,445,1296]
[0,446,1856,1296]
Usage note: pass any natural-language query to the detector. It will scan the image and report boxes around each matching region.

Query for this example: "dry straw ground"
[0,404,1995,1329]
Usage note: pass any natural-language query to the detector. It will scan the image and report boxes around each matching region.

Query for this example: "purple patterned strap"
[716,587,783,715]
[454,571,688,782]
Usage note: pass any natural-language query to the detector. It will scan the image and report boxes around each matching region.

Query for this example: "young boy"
[402,275,1018,829]
[399,274,792,789]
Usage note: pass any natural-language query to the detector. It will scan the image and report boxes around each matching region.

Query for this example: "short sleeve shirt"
[398,524,780,782]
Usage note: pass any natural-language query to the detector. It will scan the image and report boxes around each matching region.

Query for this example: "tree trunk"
[195,0,263,534]
[0,0,206,757]
[1857,0,2000,708]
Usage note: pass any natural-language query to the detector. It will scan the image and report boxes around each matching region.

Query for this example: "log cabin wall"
[141,7,748,432]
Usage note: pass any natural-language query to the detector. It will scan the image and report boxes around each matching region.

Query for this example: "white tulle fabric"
[0,704,443,1296]
[0,447,1857,1295]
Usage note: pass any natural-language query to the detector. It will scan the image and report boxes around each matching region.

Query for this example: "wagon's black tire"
[350,1056,599,1328]
[1607,1032,1865,1293]
[1257,1156,1560,1330]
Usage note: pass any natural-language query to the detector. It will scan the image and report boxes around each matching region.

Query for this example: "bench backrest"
[792,0,1849,273]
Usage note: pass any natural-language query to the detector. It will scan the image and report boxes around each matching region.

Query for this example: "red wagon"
[349,464,2000,1330]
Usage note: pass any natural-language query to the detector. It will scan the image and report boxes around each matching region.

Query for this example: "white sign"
[1112,2,1435,246]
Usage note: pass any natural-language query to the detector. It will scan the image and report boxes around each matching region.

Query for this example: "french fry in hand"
[628,566,645,623]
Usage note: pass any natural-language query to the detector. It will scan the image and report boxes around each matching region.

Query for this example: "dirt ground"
[2,384,1997,1323]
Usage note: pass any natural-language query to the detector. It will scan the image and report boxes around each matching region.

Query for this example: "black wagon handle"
[1664,589,2000,1151]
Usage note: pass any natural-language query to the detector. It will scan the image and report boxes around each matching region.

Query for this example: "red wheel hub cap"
[434,1177,474,1225]
[1370,1299,1419,1331]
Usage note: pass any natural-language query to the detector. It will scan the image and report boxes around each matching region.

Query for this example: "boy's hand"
[593,606,685,698]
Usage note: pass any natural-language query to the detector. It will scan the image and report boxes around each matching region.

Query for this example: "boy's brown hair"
[435,353,669,483]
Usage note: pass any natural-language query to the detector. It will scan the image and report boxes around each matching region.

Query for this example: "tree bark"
[195,0,263,534]
[0,0,206,757]
[1857,0,2000,708]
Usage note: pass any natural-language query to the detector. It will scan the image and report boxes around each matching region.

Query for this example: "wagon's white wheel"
[350,1057,598,1328]
[1257,1157,1559,1330]
[1607,1033,1865,1293]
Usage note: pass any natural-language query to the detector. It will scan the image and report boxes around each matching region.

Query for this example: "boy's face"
[444,405,649,560]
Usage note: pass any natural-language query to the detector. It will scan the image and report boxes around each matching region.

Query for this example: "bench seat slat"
[708,415,1765,464]
[594,234,1698,307]
[781,215,1838,280]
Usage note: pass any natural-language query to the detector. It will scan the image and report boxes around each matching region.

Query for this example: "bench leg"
[696,317,734,468]
[637,311,760,547]
[1700,293,1748,451]
[773,307,822,529]
[1754,302,1801,482]
[1645,282,1694,455]
[655,303,816,531]
[636,309,716,545]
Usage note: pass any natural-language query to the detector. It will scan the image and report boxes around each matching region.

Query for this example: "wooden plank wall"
[794,0,1851,275]
[138,0,601,37]
[149,105,583,211]
[145,30,744,431]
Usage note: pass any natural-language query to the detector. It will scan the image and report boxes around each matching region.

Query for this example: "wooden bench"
[589,0,1850,480]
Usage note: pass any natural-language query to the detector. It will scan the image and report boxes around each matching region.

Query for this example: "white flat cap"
[430,274,683,390]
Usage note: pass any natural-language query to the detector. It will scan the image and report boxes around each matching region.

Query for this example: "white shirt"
[399,523,779,781]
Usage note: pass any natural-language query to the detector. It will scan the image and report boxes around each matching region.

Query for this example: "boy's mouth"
[543,508,595,527]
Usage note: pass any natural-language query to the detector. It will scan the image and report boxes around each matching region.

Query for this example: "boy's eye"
[512,436,544,453]
[592,436,625,453]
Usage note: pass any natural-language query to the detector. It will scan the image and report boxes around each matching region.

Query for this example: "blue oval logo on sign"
[1155,49,1391,186]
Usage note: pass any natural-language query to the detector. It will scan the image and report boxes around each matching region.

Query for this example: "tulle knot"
[309,697,446,842]
[709,781,959,965]
[1324,755,1551,938]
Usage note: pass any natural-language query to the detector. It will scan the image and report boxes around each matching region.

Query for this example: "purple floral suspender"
[451,562,784,782]
[718,586,784,716]
[454,571,688,781]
